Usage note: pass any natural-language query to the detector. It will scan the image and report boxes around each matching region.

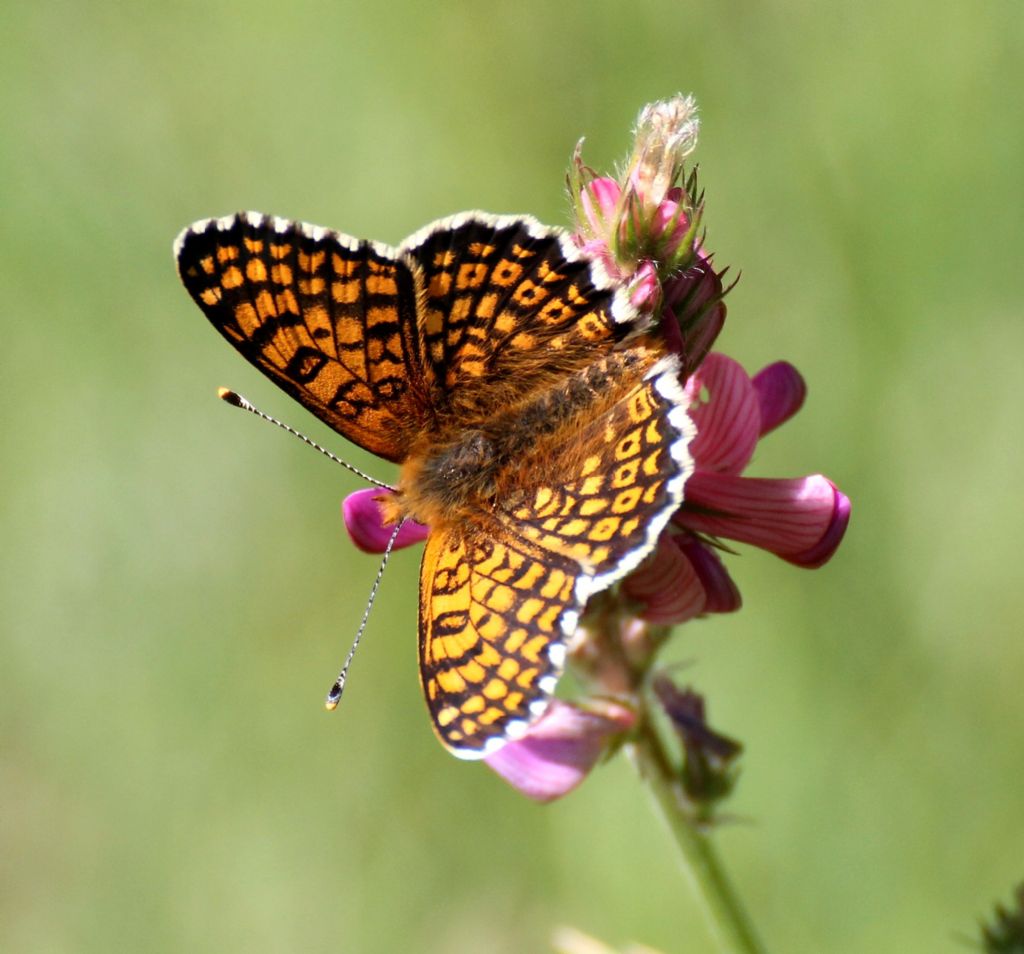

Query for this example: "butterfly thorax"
[391,341,666,531]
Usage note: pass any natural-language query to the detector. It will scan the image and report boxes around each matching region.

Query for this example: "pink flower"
[627,260,661,312]
[340,360,848,629]
[483,699,635,802]
[679,355,849,568]
[574,176,696,283]
[623,354,850,624]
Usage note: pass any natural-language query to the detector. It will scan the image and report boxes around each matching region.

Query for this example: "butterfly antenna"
[324,517,407,711]
[217,388,393,490]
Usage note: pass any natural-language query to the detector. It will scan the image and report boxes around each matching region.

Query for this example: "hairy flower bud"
[569,95,703,282]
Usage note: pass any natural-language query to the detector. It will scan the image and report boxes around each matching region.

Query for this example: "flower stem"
[627,717,768,954]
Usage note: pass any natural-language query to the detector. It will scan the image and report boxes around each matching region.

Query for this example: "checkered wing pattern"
[418,522,586,758]
[501,357,695,589]
[175,213,427,462]
[399,215,637,398]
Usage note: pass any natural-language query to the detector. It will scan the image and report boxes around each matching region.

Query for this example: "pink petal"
[622,533,706,624]
[663,252,731,372]
[659,305,687,359]
[662,251,721,312]
[680,299,727,378]
[579,177,621,236]
[575,238,620,279]
[651,193,691,254]
[791,487,850,568]
[678,472,850,567]
[752,362,806,437]
[341,489,429,554]
[677,537,742,613]
[484,700,635,803]
[685,353,760,474]
[628,260,660,311]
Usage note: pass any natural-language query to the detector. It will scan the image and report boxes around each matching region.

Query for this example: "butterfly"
[175,211,694,758]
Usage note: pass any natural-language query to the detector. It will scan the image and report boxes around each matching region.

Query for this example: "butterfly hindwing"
[418,521,589,758]
[175,213,428,462]
[499,353,694,589]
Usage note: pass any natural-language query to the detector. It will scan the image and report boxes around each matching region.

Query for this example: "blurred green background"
[3,2,1022,952]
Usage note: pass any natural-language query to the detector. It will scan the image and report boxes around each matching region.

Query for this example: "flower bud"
[630,95,700,210]
[979,883,1024,953]
[341,489,428,553]
[569,96,703,281]
[653,675,742,812]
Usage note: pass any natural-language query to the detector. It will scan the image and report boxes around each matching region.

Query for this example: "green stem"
[626,718,768,954]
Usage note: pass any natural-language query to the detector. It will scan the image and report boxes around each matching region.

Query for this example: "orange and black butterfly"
[175,211,694,758]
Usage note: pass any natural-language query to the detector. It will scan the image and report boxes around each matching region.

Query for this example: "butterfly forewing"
[399,215,640,400]
[175,213,427,462]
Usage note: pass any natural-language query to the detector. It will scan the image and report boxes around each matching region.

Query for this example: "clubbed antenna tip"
[217,386,245,407]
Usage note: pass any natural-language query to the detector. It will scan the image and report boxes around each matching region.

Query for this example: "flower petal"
[659,305,687,359]
[685,353,760,474]
[661,256,728,374]
[622,533,706,624]
[679,299,727,378]
[579,177,621,237]
[752,362,806,437]
[627,260,660,311]
[677,537,742,613]
[341,489,429,554]
[662,250,722,312]
[650,193,691,256]
[678,472,850,567]
[790,486,851,569]
[484,700,635,803]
